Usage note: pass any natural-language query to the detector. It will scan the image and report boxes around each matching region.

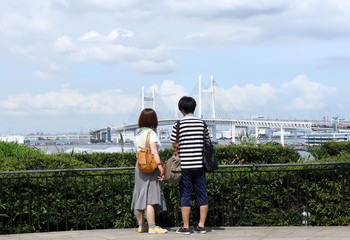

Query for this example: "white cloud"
[0,78,345,134]
[130,59,179,74]
[2,1,350,134]
[0,11,53,35]
[51,28,178,73]
[0,93,32,110]
[55,0,138,12]
[33,71,55,82]
[52,36,73,53]
[33,62,70,83]
[79,31,104,41]
[151,80,187,114]
[280,75,337,110]
[219,82,277,111]
[165,0,291,20]
[48,62,69,74]
[183,25,261,48]
[153,80,187,96]
[108,28,134,40]
[0,80,187,120]
[2,0,350,71]
[213,75,338,119]
[0,85,138,116]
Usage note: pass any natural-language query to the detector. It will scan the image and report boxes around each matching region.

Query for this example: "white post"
[212,124,217,142]
[211,75,216,119]
[141,86,145,110]
[198,75,202,119]
[231,123,236,144]
[152,87,156,110]
[280,127,285,146]
[175,106,178,119]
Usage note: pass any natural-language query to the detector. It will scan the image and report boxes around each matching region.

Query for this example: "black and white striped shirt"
[170,115,210,169]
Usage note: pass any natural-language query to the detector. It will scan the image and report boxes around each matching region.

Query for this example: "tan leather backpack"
[137,131,158,173]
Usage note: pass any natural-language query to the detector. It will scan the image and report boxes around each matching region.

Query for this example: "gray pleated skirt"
[131,163,167,215]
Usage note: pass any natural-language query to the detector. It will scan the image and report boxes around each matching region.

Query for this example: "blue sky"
[1,0,350,134]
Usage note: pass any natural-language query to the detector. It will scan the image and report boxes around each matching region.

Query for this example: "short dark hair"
[178,96,196,114]
[138,108,158,128]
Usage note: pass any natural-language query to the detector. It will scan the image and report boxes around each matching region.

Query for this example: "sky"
[1,0,350,135]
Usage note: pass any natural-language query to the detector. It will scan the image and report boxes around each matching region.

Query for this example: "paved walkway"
[1,226,350,240]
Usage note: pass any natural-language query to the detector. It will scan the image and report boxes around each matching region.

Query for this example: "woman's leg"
[144,205,155,225]
[136,211,144,224]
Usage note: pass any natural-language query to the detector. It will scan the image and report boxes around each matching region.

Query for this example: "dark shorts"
[179,168,208,207]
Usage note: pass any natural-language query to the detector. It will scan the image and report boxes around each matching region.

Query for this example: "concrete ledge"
[1,226,350,240]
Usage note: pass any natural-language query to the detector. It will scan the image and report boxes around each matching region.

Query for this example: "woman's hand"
[158,175,164,181]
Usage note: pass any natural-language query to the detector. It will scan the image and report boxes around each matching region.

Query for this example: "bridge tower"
[198,75,217,141]
[141,86,156,110]
[198,75,216,119]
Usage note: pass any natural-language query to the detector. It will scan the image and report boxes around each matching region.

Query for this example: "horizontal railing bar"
[0,161,349,175]
[0,167,135,175]
[219,161,350,168]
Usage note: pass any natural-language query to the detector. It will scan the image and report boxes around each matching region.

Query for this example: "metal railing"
[0,161,349,234]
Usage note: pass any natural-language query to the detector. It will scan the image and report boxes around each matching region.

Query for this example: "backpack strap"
[174,120,180,154]
[158,162,166,176]
[159,121,180,176]
[202,120,211,145]
[145,130,151,149]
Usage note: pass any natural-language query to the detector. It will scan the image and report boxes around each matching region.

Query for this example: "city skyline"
[1,1,350,135]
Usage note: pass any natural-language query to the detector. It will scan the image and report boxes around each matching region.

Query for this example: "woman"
[131,108,167,234]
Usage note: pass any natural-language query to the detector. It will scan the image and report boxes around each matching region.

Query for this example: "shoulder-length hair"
[138,108,158,129]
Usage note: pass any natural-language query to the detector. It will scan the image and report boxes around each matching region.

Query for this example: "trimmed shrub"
[308,141,350,159]
[215,144,300,165]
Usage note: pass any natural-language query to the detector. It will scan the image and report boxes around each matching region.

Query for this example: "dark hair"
[138,108,158,128]
[178,96,196,114]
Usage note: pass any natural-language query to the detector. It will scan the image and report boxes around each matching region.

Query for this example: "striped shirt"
[170,115,210,169]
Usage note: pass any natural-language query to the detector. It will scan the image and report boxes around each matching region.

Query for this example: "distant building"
[306,132,350,145]
[0,135,25,144]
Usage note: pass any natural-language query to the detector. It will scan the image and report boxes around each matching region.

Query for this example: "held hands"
[158,175,164,181]
[158,166,164,181]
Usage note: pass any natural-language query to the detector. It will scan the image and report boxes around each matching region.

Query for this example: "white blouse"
[133,129,161,154]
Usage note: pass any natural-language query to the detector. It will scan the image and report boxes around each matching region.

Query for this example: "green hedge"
[309,141,350,159]
[0,141,301,171]
[215,143,300,165]
[1,141,349,234]
[1,163,349,234]
[69,144,301,168]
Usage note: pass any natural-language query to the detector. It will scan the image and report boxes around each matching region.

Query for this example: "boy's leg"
[199,205,208,227]
[193,169,209,227]
[181,207,191,228]
[179,169,192,228]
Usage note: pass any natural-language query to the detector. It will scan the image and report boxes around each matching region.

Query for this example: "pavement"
[1,226,350,240]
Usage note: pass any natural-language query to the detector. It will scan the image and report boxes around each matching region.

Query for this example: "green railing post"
[110,175,115,228]
[45,177,50,232]
[102,175,106,229]
[83,176,87,230]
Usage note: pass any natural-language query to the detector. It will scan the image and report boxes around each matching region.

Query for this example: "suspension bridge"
[90,76,350,146]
